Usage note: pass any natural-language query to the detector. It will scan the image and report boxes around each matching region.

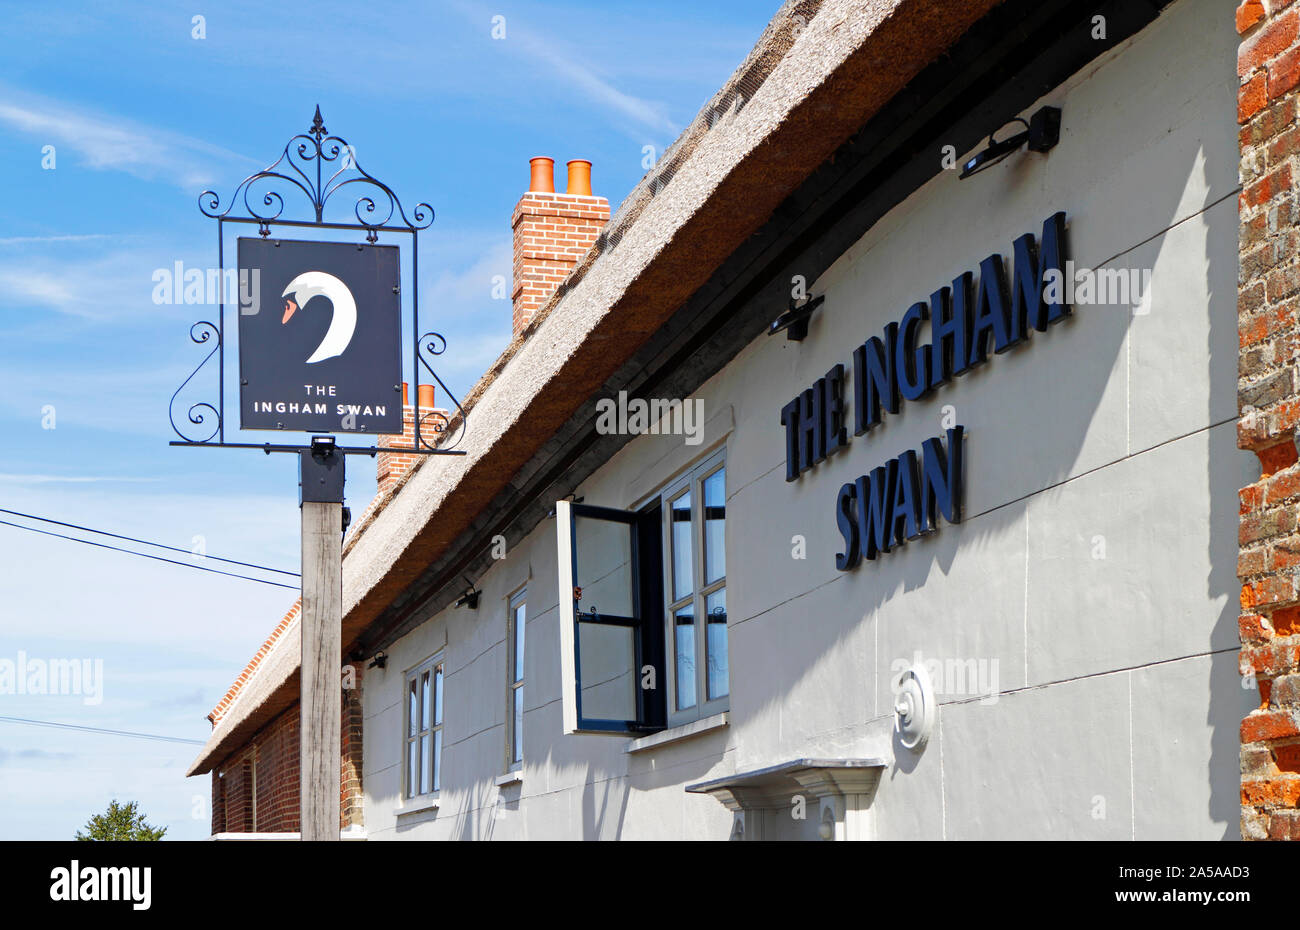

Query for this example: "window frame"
[403,653,444,802]
[505,587,526,771]
[659,448,729,727]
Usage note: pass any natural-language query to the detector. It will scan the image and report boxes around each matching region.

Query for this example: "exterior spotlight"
[959,106,1061,180]
[366,651,387,670]
[455,588,480,610]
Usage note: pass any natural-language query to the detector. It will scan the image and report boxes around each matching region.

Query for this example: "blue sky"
[0,0,775,839]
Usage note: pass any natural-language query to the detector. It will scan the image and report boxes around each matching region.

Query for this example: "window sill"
[495,770,523,788]
[396,794,439,816]
[626,711,729,754]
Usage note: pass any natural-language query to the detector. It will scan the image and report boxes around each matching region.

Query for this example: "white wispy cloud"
[0,268,88,317]
[0,235,116,246]
[0,253,151,321]
[513,35,680,139]
[447,1,679,140]
[0,90,257,190]
[0,474,160,484]
[0,238,209,322]
[425,235,512,308]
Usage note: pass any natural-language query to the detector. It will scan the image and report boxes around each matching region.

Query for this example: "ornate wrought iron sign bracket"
[168,106,467,457]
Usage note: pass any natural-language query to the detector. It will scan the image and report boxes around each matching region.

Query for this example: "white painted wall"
[363,0,1252,840]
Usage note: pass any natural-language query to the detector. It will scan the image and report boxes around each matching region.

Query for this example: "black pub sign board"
[237,238,402,434]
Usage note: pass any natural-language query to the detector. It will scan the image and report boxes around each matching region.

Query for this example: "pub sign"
[237,238,402,434]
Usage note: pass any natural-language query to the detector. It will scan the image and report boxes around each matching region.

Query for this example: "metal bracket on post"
[299,436,346,505]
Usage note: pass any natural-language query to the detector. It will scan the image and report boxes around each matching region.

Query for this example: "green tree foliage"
[76,799,167,841]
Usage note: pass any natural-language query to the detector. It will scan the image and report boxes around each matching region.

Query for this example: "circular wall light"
[895,665,936,751]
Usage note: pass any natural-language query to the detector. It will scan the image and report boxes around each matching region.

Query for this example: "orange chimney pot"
[417,383,436,410]
[566,159,592,196]
[528,156,555,193]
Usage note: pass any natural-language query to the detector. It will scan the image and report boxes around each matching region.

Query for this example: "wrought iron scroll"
[169,321,221,443]
[416,331,469,452]
[197,106,434,238]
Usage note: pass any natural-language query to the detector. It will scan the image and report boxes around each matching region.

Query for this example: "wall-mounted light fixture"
[959,106,1061,180]
[454,587,480,610]
[366,651,387,671]
[894,665,936,751]
[768,294,824,342]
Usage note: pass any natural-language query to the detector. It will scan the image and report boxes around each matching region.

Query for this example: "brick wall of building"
[1237,0,1300,841]
[210,664,364,834]
[342,674,365,828]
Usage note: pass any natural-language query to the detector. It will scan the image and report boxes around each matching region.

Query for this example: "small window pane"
[513,602,526,683]
[434,666,444,726]
[432,729,442,792]
[407,679,418,737]
[577,622,638,721]
[670,490,693,600]
[706,587,729,700]
[406,740,417,798]
[574,517,635,618]
[419,734,432,795]
[420,670,431,730]
[512,687,524,763]
[703,467,726,585]
[674,605,696,710]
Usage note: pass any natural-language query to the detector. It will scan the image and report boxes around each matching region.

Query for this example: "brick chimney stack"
[511,157,609,335]
[376,382,442,496]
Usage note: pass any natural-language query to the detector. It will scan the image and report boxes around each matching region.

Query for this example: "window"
[404,656,443,799]
[664,454,728,724]
[555,448,728,735]
[506,588,526,769]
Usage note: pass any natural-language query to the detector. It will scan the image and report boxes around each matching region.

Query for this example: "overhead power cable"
[0,517,298,590]
[0,715,204,746]
[0,506,299,576]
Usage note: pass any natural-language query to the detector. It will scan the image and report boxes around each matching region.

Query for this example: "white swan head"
[281,271,357,364]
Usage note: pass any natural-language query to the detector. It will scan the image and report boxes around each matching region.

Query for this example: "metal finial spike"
[310,105,326,140]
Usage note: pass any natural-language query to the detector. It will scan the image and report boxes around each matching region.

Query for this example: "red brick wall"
[217,757,254,833]
[511,191,609,335]
[255,709,300,832]
[342,673,365,828]
[1237,0,1300,841]
[211,664,364,834]
[210,770,225,835]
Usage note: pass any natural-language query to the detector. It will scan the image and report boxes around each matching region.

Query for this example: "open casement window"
[556,500,666,735]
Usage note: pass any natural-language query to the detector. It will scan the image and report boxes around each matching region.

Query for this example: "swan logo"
[281,271,357,363]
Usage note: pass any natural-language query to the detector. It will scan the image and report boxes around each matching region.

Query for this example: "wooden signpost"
[299,444,344,840]
[168,108,466,840]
